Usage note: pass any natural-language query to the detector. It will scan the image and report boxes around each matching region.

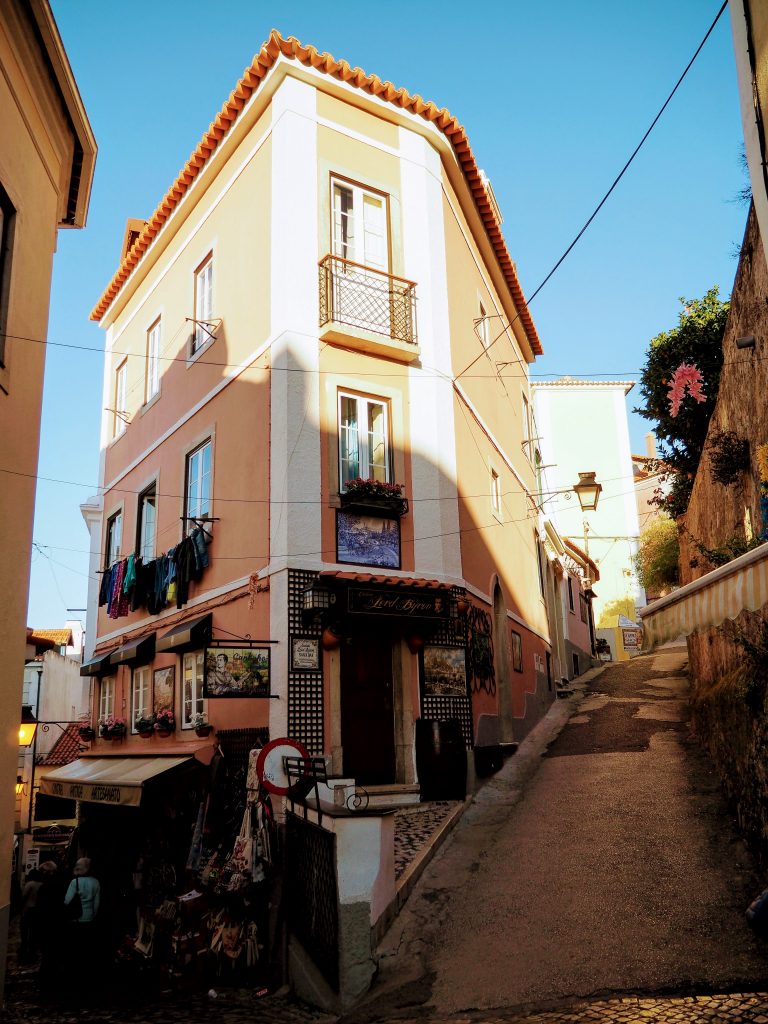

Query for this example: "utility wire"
[452,0,730,384]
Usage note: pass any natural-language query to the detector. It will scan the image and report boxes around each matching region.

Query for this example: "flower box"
[78,727,95,742]
[195,724,213,738]
[339,481,408,519]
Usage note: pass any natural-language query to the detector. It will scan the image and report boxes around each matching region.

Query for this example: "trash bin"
[415,718,467,801]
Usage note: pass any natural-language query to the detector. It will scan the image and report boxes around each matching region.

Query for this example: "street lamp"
[18,706,37,747]
[573,472,602,513]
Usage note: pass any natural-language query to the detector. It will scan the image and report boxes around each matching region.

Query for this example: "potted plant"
[78,724,95,742]
[192,713,213,738]
[154,709,176,737]
[339,478,408,517]
[135,715,155,737]
[99,716,127,740]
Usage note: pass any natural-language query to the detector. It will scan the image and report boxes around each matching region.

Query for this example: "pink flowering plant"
[154,709,176,732]
[342,478,404,497]
[99,715,127,737]
[667,362,706,418]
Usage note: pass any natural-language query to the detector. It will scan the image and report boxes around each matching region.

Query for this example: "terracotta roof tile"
[40,724,84,766]
[318,570,451,590]
[90,30,542,355]
[28,629,72,647]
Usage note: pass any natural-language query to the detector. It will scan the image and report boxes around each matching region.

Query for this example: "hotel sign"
[347,587,449,619]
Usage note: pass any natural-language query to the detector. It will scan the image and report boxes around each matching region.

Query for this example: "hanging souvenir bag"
[229,806,253,874]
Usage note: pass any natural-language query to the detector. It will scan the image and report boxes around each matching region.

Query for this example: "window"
[536,535,545,596]
[185,440,212,524]
[137,484,156,561]
[567,576,575,612]
[478,300,489,348]
[99,676,115,721]
[490,467,501,517]
[192,254,213,353]
[338,392,389,488]
[580,593,589,624]
[182,651,206,728]
[331,179,388,271]
[522,393,531,459]
[105,511,122,568]
[131,667,151,729]
[114,360,127,437]
[572,653,580,677]
[145,318,161,402]
[0,183,16,368]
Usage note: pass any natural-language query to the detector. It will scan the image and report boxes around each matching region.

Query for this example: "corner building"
[84,32,552,800]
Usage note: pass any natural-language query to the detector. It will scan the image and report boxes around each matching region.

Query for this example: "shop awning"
[38,756,190,808]
[110,633,155,666]
[80,650,117,677]
[156,612,212,653]
[639,543,768,651]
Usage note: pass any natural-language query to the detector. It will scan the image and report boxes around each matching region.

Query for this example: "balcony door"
[331,179,391,335]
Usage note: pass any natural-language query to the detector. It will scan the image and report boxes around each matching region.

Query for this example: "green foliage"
[708,430,750,487]
[597,595,637,628]
[720,619,768,714]
[635,516,680,594]
[688,533,764,570]
[635,288,729,515]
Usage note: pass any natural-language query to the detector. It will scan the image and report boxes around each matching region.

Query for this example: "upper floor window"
[331,179,388,272]
[490,467,501,517]
[146,318,161,402]
[114,360,127,437]
[182,651,206,729]
[105,511,122,568]
[338,392,389,489]
[137,484,156,561]
[193,254,213,353]
[99,676,115,721]
[567,575,575,612]
[132,666,151,729]
[522,393,531,460]
[579,592,589,624]
[186,440,212,524]
[478,300,490,348]
[0,183,16,368]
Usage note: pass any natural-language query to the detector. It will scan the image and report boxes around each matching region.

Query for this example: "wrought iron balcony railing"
[318,255,417,346]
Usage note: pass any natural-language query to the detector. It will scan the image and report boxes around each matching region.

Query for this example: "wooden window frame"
[145,317,161,404]
[192,253,214,354]
[131,666,152,731]
[182,650,207,729]
[337,390,391,490]
[136,483,157,562]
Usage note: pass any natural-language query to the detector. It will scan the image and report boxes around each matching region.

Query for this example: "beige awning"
[38,756,190,808]
[639,543,768,651]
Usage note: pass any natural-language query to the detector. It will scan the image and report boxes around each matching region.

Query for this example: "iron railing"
[318,254,417,345]
[286,811,339,991]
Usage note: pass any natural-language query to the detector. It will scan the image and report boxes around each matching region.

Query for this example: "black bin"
[415,718,467,801]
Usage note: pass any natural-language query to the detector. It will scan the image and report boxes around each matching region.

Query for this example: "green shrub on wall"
[635,516,680,595]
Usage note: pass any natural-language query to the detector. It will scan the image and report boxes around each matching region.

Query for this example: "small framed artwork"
[421,645,468,697]
[511,630,523,673]
[204,646,270,698]
[153,666,175,713]
[337,511,400,570]
[290,636,321,672]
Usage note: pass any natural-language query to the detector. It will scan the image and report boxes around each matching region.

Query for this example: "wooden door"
[340,632,396,785]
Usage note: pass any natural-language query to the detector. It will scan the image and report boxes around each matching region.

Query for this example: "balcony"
[318,255,419,363]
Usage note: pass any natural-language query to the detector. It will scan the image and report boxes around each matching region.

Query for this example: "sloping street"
[353,645,768,1022]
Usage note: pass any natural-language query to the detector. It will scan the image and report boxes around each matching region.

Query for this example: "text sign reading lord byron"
[347,587,449,619]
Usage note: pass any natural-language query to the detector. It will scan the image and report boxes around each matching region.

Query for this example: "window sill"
[141,389,162,415]
[319,321,420,364]
[107,430,126,450]
[186,326,219,368]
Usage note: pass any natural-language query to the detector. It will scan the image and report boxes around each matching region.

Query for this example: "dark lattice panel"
[286,813,338,991]
[217,728,269,775]
[288,570,324,756]
[422,695,473,749]
[431,587,468,646]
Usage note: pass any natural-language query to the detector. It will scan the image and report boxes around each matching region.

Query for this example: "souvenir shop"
[39,731,281,993]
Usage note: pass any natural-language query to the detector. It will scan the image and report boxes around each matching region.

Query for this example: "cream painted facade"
[83,35,552,843]
[533,380,644,625]
[0,0,95,988]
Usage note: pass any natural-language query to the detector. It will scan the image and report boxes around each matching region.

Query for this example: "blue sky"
[29,0,747,627]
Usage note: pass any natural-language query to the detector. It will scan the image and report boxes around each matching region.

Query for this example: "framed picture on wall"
[153,666,175,713]
[511,630,523,673]
[204,646,270,697]
[290,636,321,672]
[421,645,468,697]
[336,511,400,570]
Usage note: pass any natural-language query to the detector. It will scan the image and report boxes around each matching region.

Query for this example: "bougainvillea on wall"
[757,443,768,541]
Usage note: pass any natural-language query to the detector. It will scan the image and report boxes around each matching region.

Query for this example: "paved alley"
[354,645,768,1021]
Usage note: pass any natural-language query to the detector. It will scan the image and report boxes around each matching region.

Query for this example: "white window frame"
[99,676,115,722]
[114,359,127,437]
[331,177,389,272]
[478,300,490,348]
[137,484,156,562]
[521,392,531,460]
[338,391,390,489]
[185,439,212,525]
[131,666,152,730]
[105,510,122,568]
[145,318,161,403]
[192,254,213,354]
[182,651,207,729]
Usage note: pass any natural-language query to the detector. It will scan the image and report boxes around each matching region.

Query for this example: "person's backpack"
[65,878,82,921]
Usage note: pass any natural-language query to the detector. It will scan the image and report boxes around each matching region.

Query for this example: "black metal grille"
[286,812,339,992]
[288,570,324,755]
[319,255,417,345]
[423,588,472,746]
[217,727,270,774]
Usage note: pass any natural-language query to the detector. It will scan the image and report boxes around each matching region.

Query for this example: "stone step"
[360,783,421,808]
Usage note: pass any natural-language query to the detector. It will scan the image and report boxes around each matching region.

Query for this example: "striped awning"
[639,543,768,650]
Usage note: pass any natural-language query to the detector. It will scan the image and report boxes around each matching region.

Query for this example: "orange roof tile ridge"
[90,30,542,355]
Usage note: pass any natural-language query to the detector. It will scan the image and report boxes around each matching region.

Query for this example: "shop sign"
[290,636,321,672]
[347,587,449,618]
[622,628,642,650]
[203,645,271,698]
[42,779,140,807]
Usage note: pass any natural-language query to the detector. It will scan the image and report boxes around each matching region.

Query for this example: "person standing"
[64,857,100,971]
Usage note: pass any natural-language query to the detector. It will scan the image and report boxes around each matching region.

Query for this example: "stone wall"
[682,204,768,866]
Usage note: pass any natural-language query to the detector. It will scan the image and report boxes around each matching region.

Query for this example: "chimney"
[120,218,148,262]
[644,433,657,460]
